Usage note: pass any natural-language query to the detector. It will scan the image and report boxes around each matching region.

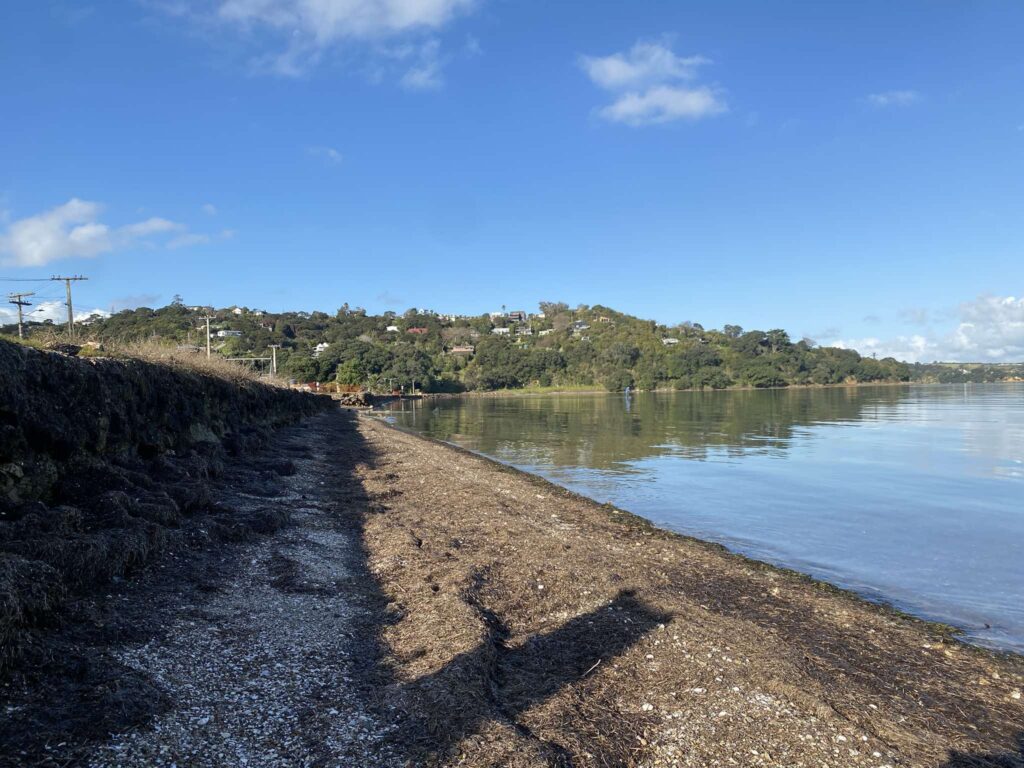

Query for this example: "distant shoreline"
[414,378,990,400]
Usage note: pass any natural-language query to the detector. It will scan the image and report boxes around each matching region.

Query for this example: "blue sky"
[2,1,1023,361]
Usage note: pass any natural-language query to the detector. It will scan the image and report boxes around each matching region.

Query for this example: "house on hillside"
[216,329,242,338]
[516,326,533,336]
[449,345,475,355]
[407,327,428,335]
[385,325,400,333]
[507,310,527,323]
[538,328,555,337]
[492,327,511,335]
[313,342,330,358]
[661,338,680,346]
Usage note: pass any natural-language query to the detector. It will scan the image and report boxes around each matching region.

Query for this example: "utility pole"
[200,316,214,358]
[50,275,88,339]
[7,292,34,338]
[269,344,280,376]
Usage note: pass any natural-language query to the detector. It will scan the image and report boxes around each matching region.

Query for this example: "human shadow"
[939,733,1024,767]
[392,589,669,764]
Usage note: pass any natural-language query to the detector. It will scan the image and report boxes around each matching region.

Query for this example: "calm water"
[380,385,1024,652]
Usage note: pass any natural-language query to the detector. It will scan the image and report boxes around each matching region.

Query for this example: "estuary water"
[380,385,1024,652]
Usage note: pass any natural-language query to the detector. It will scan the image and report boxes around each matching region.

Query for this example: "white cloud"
[0,198,208,267]
[165,0,476,80]
[169,228,237,248]
[579,41,708,91]
[0,299,109,327]
[598,84,726,126]
[202,202,218,215]
[866,90,920,107]
[308,145,344,164]
[216,0,473,39]
[579,40,726,126]
[167,232,212,249]
[398,38,443,89]
[121,217,182,237]
[831,295,1024,363]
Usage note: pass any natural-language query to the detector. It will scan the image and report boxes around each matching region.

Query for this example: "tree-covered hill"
[8,298,1015,392]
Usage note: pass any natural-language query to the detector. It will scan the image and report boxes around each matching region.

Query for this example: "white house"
[385,325,400,333]
[538,329,555,336]
[216,330,242,338]
[492,327,511,335]
[662,338,680,346]
[313,342,331,358]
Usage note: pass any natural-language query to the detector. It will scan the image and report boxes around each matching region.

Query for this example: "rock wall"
[0,340,329,503]
[0,339,331,670]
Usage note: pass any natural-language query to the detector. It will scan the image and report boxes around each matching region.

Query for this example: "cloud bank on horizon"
[832,295,1024,364]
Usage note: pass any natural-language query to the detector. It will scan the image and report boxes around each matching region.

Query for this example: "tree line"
[11,298,1011,391]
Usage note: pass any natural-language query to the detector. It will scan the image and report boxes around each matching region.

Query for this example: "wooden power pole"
[269,344,281,376]
[200,316,214,358]
[50,275,88,339]
[7,292,34,338]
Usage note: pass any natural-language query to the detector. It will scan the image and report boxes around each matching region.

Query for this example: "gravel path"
[82,413,400,768]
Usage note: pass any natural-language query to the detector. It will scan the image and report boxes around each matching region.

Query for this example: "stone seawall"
[0,339,332,670]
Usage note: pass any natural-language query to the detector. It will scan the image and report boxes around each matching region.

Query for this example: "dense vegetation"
[5,298,1017,392]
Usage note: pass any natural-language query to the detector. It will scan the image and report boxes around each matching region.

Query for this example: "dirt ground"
[355,414,1024,768]
[4,409,1022,767]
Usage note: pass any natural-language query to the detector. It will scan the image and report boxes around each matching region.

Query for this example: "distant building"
[507,310,527,323]
[231,307,244,315]
[407,327,428,335]
[489,311,505,320]
[385,325,400,332]
[597,316,612,323]
[516,326,533,336]
[449,345,475,355]
[313,342,331,357]
[538,328,555,336]
[216,329,242,338]
[492,327,511,335]
[661,338,680,346]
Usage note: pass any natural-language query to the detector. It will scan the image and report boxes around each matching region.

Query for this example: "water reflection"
[382,385,1024,652]
[386,385,1024,475]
